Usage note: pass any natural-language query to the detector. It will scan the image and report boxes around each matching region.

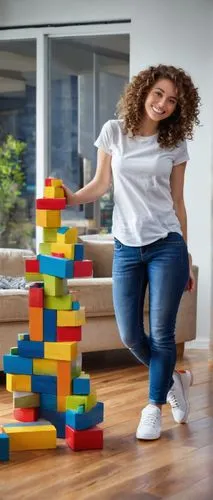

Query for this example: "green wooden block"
[25,272,44,282]
[10,347,18,355]
[39,242,52,255]
[43,274,68,297]
[66,392,96,412]
[43,228,57,243]
[44,294,72,310]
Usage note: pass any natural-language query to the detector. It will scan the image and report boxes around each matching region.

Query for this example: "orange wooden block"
[57,361,71,396]
[29,307,43,341]
[57,396,67,412]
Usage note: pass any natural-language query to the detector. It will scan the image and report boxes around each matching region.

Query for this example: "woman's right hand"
[62,184,76,206]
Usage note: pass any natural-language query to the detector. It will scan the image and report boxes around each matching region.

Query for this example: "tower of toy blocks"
[1,178,104,460]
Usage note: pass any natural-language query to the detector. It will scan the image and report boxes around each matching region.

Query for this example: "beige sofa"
[0,239,198,369]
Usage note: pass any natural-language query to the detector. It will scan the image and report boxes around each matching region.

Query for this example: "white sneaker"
[167,370,193,423]
[136,404,161,440]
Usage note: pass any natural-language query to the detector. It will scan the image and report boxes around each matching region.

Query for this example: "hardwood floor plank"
[0,349,212,500]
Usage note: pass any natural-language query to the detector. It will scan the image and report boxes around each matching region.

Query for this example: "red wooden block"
[36,198,66,210]
[29,285,44,307]
[13,408,39,422]
[73,260,93,278]
[51,252,65,258]
[25,259,40,273]
[66,425,103,451]
[57,326,82,342]
[45,178,53,186]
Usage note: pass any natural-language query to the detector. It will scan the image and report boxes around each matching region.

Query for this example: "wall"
[0,0,212,346]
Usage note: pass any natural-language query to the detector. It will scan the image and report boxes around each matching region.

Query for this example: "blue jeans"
[112,232,189,404]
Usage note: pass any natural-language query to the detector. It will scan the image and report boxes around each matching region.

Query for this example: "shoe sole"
[136,432,161,440]
[179,369,193,423]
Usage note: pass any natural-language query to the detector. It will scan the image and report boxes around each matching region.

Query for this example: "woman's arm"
[63,149,112,206]
[170,161,188,243]
[170,162,194,289]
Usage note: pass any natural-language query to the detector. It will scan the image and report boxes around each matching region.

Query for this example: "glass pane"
[49,35,129,235]
[0,40,36,250]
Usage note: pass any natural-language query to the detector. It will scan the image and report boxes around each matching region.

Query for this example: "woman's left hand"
[186,266,196,292]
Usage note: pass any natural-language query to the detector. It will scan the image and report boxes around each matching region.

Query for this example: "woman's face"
[144,78,178,122]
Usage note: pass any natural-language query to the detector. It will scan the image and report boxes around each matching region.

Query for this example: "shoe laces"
[168,388,179,408]
[142,408,159,427]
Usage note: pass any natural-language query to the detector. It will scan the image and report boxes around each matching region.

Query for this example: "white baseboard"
[186,339,209,349]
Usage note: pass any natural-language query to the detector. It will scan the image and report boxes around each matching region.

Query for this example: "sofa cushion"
[0,248,35,277]
[68,278,114,316]
[0,289,28,322]
[79,236,113,277]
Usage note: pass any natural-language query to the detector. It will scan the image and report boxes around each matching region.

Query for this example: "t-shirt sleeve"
[173,140,189,166]
[94,120,113,155]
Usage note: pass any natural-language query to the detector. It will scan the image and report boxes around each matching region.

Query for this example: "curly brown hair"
[116,64,201,148]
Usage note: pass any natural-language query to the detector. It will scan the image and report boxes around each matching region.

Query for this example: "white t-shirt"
[94,119,189,246]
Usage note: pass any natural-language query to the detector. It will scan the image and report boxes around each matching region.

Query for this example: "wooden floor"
[0,349,213,500]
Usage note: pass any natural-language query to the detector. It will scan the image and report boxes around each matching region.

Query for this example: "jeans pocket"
[114,237,123,250]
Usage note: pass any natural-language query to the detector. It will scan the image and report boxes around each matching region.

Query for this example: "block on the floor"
[2,423,56,451]
[66,425,103,451]
[0,432,10,461]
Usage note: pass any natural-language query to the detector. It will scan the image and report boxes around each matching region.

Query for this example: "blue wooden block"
[66,402,104,431]
[43,309,57,341]
[40,393,57,411]
[18,341,44,359]
[74,244,84,261]
[18,333,30,341]
[72,301,80,311]
[0,433,9,461]
[72,376,90,395]
[32,375,57,395]
[57,226,69,234]
[3,354,33,375]
[39,409,66,438]
[38,254,74,279]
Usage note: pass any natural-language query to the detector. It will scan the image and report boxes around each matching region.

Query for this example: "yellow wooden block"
[43,228,57,243]
[6,374,31,393]
[44,186,64,199]
[36,209,61,228]
[43,274,68,296]
[57,395,67,412]
[2,425,56,451]
[44,341,77,361]
[66,391,97,412]
[57,227,78,244]
[51,242,75,259]
[50,178,62,187]
[25,272,43,282]
[39,242,52,255]
[44,294,72,310]
[57,307,85,327]
[33,359,57,376]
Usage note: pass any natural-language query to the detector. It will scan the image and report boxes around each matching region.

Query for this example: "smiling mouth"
[151,106,165,115]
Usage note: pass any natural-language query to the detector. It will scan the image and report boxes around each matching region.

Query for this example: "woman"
[63,64,200,440]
